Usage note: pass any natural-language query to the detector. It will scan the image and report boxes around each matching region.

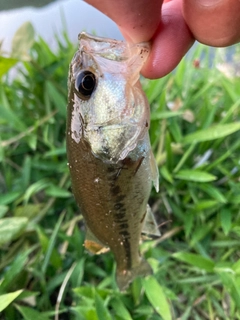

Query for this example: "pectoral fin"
[84,227,109,254]
[141,204,161,238]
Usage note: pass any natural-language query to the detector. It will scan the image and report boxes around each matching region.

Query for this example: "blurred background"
[1,1,240,319]
[0,0,122,53]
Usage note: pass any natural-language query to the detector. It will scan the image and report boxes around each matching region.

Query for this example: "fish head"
[68,32,150,163]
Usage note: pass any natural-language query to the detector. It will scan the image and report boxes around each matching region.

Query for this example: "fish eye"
[76,70,96,99]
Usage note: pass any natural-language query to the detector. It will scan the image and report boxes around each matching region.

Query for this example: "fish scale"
[67,32,160,290]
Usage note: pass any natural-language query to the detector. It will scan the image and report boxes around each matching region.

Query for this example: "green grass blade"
[16,305,50,320]
[173,252,215,272]
[0,88,26,131]
[142,276,172,320]
[220,208,232,236]
[95,291,111,320]
[174,169,216,182]
[0,217,28,246]
[41,213,65,275]
[11,22,35,58]
[0,57,18,77]
[0,290,23,312]
[110,297,132,320]
[182,122,240,144]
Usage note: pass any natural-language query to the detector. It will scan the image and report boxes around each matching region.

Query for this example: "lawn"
[0,22,240,320]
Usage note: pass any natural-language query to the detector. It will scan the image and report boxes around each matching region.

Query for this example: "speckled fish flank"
[67,32,160,290]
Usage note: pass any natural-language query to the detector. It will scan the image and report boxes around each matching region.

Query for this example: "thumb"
[182,0,240,46]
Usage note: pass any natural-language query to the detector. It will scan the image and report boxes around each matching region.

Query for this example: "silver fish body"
[67,33,159,290]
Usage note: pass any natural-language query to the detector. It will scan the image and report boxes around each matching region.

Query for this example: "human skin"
[85,0,240,79]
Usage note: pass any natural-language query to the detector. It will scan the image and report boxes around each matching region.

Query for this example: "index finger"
[85,0,163,43]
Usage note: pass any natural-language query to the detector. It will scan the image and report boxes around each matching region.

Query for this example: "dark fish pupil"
[76,71,96,97]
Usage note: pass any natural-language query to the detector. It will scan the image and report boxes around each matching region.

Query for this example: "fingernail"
[195,0,222,6]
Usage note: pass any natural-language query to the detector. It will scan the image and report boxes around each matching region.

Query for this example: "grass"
[0,22,240,320]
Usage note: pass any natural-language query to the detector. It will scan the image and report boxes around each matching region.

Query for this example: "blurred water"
[0,0,58,11]
[0,0,122,54]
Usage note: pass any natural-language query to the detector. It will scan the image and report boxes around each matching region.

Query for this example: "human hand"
[85,0,240,79]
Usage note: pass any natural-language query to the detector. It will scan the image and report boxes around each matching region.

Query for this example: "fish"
[66,32,160,291]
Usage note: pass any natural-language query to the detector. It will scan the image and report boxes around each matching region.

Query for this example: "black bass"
[67,32,160,290]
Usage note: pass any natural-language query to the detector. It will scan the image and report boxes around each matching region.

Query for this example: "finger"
[85,0,162,43]
[141,0,194,79]
[183,0,240,46]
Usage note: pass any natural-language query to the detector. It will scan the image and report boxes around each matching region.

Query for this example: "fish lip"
[78,32,150,62]
[79,31,151,49]
[78,32,121,45]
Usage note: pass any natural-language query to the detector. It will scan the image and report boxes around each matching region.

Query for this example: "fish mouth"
[78,32,150,63]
